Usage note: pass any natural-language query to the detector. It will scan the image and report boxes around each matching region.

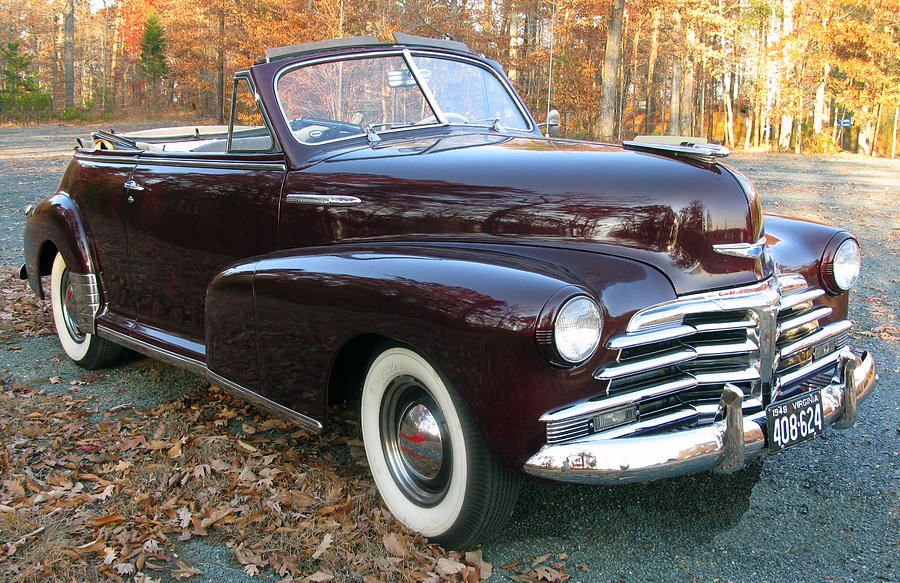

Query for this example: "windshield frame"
[273,48,535,147]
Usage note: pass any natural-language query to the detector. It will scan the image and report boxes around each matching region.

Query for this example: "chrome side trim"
[207,371,323,434]
[97,325,323,434]
[67,272,101,333]
[285,194,362,207]
[74,154,141,165]
[712,237,768,259]
[98,325,206,375]
[133,158,286,171]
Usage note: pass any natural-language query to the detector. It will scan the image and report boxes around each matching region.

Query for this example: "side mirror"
[539,109,561,136]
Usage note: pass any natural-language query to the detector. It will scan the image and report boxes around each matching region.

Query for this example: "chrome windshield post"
[402,48,447,125]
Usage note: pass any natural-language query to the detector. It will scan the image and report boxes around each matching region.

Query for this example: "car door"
[70,149,139,321]
[125,78,286,356]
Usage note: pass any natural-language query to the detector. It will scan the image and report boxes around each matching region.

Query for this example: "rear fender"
[23,193,95,300]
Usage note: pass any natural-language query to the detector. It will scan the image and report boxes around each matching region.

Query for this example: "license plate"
[766,390,824,452]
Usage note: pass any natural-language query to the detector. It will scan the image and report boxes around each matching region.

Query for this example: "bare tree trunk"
[870,98,883,157]
[644,7,661,134]
[724,74,735,147]
[832,103,843,144]
[813,63,829,134]
[892,104,898,159]
[668,12,682,135]
[795,92,803,154]
[680,53,694,135]
[597,0,625,141]
[507,10,520,84]
[63,0,74,109]
[216,9,225,124]
[102,0,108,110]
[51,14,62,112]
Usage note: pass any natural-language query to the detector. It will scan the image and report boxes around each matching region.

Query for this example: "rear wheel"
[50,253,125,369]
[361,346,520,548]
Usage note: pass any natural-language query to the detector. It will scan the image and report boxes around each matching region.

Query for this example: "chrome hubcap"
[380,375,451,506]
[397,403,443,480]
[60,270,85,342]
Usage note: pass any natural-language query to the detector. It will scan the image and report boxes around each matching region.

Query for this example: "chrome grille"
[542,274,851,445]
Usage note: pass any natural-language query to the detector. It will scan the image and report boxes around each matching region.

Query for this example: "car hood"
[294,132,771,295]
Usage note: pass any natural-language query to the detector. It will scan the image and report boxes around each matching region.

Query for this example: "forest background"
[0,0,897,156]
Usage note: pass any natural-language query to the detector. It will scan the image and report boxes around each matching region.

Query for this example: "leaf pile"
[0,272,53,343]
[0,379,496,582]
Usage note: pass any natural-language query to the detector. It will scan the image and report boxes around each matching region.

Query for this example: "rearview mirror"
[539,109,561,136]
[387,69,431,88]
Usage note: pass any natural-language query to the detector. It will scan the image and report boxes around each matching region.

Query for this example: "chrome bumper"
[523,349,877,484]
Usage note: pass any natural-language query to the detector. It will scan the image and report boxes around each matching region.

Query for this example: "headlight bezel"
[820,234,861,294]
[535,287,604,367]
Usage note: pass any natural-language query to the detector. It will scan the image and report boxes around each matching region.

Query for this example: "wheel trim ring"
[380,375,452,507]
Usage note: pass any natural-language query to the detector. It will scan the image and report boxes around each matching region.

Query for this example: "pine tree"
[140,11,168,108]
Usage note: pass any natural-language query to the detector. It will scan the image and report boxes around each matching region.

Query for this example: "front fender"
[23,193,95,299]
[765,214,852,322]
[208,241,677,470]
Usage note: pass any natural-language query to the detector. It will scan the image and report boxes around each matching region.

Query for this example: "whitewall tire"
[361,345,520,548]
[50,253,125,369]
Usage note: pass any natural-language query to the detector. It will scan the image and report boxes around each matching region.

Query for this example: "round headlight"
[831,238,861,291]
[554,296,602,363]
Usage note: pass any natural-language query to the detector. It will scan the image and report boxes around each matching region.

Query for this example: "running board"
[97,325,324,434]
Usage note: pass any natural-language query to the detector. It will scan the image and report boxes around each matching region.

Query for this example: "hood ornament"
[713,236,768,259]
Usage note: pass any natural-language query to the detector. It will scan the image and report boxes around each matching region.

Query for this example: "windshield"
[410,55,529,130]
[276,52,530,145]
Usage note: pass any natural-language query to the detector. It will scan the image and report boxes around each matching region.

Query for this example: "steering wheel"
[289,117,364,142]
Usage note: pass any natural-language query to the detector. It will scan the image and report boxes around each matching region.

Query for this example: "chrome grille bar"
[542,376,698,423]
[779,320,853,360]
[594,348,697,380]
[778,305,833,335]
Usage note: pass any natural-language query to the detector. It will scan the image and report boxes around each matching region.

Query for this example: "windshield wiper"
[470,118,502,132]
[370,121,418,131]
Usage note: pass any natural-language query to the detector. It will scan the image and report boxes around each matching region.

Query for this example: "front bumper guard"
[523,349,877,484]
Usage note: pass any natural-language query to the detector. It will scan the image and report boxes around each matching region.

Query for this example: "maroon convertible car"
[21,34,876,548]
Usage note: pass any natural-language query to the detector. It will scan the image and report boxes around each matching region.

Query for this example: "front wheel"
[50,253,126,369]
[361,346,520,548]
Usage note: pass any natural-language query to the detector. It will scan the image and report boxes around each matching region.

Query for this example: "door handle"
[285,194,361,207]
[124,180,146,192]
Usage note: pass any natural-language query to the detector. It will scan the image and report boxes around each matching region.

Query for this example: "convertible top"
[262,33,471,63]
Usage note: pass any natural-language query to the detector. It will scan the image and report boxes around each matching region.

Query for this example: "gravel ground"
[1,125,897,583]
